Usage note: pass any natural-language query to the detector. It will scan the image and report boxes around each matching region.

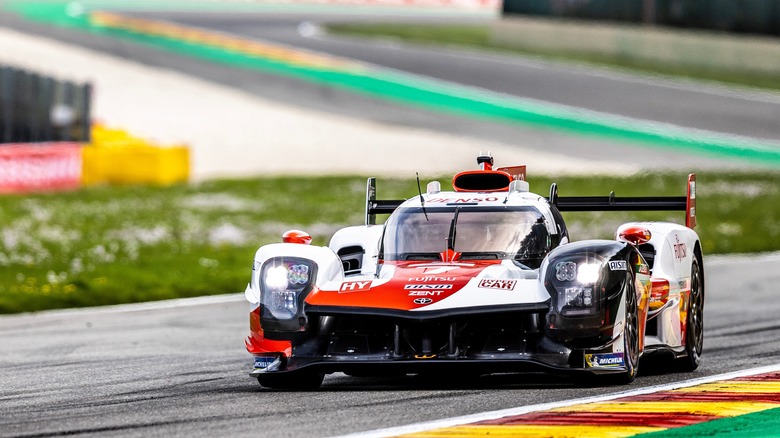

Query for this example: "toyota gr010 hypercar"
[244,155,704,389]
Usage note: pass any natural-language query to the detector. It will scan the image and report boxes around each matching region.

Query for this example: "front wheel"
[678,254,704,371]
[610,271,640,385]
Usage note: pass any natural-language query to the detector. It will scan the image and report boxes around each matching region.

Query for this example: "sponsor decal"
[414,354,438,359]
[637,263,650,275]
[253,356,276,370]
[674,235,687,262]
[408,276,456,282]
[426,197,499,204]
[609,260,627,271]
[585,353,625,368]
[413,298,433,304]
[404,284,453,290]
[340,281,371,292]
[408,291,446,296]
[478,279,517,290]
[423,266,459,275]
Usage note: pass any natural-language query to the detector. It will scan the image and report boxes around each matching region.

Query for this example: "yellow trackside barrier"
[91,124,135,144]
[82,124,190,186]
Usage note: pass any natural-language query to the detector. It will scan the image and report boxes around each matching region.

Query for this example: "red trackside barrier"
[0,143,82,193]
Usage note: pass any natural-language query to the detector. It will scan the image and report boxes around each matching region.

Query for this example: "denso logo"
[408,277,456,282]
[404,284,453,290]
[426,197,499,203]
[674,235,687,262]
[477,279,516,290]
[340,281,371,292]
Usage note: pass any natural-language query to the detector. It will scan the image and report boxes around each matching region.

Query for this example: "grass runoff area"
[327,24,780,91]
[0,172,778,314]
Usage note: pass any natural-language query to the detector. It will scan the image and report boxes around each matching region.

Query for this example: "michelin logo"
[253,356,275,370]
[585,353,625,368]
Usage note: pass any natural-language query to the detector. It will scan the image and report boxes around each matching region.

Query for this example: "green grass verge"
[636,405,780,437]
[1,171,778,314]
[327,23,780,91]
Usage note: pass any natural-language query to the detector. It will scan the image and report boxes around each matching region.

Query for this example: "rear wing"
[550,174,696,229]
[365,174,697,229]
[365,177,404,226]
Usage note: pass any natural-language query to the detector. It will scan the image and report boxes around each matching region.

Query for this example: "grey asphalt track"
[147,11,780,143]
[1,7,779,437]
[1,254,779,437]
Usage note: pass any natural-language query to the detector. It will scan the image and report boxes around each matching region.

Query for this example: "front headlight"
[575,263,601,284]
[260,257,315,320]
[549,258,605,317]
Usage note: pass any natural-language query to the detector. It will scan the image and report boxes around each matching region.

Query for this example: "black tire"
[612,271,640,384]
[678,254,704,372]
[257,371,324,390]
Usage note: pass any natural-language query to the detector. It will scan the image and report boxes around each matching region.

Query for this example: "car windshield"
[381,206,551,268]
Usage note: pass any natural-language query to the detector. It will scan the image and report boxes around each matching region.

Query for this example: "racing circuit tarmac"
[1,253,780,437]
[1,3,780,437]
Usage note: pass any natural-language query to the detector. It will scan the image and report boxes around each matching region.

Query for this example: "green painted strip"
[6,1,780,166]
[633,405,780,438]
[3,0,496,17]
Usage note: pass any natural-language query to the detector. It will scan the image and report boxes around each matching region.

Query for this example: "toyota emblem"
[413,298,433,304]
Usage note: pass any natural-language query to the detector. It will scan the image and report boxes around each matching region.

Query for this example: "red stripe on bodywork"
[306,261,502,311]
[245,307,292,357]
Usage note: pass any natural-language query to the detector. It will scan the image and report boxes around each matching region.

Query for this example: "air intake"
[452,170,512,192]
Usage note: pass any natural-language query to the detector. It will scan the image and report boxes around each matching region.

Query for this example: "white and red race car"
[244,155,704,389]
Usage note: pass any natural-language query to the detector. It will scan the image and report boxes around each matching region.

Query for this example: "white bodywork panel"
[328,225,384,276]
[617,222,700,350]
[245,243,344,307]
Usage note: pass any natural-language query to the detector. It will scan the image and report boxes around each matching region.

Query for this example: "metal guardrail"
[502,0,780,37]
[0,65,92,144]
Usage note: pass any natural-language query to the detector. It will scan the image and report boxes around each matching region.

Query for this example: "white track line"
[341,363,780,438]
[0,293,245,320]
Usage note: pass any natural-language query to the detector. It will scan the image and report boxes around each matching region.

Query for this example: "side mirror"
[282,230,312,245]
[617,226,652,245]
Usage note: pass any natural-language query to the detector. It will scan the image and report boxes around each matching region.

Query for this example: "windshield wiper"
[447,207,460,252]
[416,172,428,221]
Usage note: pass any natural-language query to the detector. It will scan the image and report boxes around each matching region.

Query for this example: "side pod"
[247,243,344,340]
[541,240,649,346]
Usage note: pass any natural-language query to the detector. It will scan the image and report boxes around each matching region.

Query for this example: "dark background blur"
[0,65,91,143]
[503,0,780,37]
